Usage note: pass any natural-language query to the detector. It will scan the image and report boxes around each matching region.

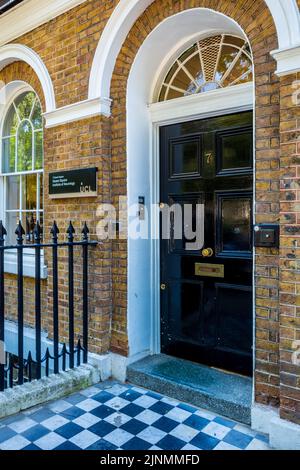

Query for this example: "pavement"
[0,380,271,450]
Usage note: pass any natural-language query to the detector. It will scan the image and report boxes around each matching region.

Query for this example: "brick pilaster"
[279,72,300,424]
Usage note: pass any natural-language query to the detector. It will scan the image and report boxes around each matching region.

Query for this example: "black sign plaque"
[49,168,97,199]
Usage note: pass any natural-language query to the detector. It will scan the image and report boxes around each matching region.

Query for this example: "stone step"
[127,354,252,425]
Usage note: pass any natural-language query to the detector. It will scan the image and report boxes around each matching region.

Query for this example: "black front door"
[160,111,253,376]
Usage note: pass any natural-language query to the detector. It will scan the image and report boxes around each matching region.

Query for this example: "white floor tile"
[76,398,100,412]
[107,384,129,396]
[73,413,101,429]
[105,428,134,447]
[165,407,192,423]
[246,438,271,451]
[133,395,157,409]
[137,426,167,445]
[104,412,131,427]
[234,423,257,437]
[195,409,216,421]
[35,432,66,450]
[8,417,36,434]
[170,423,199,442]
[131,386,148,395]
[41,415,69,431]
[214,441,241,451]
[0,435,30,450]
[80,386,100,397]
[69,430,99,449]
[48,400,72,413]
[135,409,161,425]
[105,397,130,411]
[161,397,179,407]
[182,443,201,450]
[201,421,231,440]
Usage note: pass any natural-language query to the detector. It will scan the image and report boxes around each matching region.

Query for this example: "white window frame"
[0,81,47,278]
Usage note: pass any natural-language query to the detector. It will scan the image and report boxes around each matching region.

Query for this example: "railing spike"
[15,221,25,240]
[62,343,67,371]
[33,221,42,240]
[82,222,89,241]
[27,351,33,382]
[77,338,81,367]
[25,217,31,242]
[0,221,7,240]
[50,221,60,239]
[45,347,50,377]
[67,221,75,238]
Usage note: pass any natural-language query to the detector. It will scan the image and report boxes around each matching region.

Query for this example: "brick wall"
[279,72,300,425]
[0,60,113,355]
[44,118,113,354]
[13,0,118,108]
[0,0,299,422]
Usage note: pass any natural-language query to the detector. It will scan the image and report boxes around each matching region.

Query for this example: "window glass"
[158,34,253,102]
[15,92,35,120]
[34,131,43,170]
[2,136,16,173]
[17,120,33,171]
[1,91,44,243]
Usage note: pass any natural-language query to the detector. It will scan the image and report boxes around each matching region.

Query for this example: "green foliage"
[2,91,43,173]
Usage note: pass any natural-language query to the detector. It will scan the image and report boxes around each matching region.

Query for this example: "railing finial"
[0,221,7,241]
[33,221,42,242]
[82,222,89,241]
[67,221,75,240]
[50,221,60,241]
[15,221,25,242]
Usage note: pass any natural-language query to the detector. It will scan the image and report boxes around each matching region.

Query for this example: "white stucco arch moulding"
[89,0,300,106]
[3,0,298,127]
[0,44,56,113]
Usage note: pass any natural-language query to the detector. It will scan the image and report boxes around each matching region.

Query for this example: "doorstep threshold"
[127,354,252,425]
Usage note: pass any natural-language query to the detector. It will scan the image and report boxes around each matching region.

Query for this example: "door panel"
[160,111,253,376]
[168,193,204,254]
[216,128,253,175]
[215,284,252,353]
[216,191,252,256]
[169,137,202,179]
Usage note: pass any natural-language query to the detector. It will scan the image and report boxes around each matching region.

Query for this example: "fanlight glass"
[158,35,253,102]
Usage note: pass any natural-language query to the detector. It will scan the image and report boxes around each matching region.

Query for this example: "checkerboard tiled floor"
[0,381,271,450]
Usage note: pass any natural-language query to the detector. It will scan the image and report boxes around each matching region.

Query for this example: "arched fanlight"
[158,34,253,102]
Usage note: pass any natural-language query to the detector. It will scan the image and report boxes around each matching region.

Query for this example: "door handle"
[201,247,214,257]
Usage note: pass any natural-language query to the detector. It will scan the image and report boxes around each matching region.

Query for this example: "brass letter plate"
[195,263,224,278]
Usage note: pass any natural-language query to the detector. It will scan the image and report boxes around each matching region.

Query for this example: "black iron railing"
[0,220,97,391]
[0,0,24,15]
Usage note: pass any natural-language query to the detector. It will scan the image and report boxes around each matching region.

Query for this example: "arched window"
[1,90,43,244]
[158,35,253,102]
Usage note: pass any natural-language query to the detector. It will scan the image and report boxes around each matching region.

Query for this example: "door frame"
[148,83,255,370]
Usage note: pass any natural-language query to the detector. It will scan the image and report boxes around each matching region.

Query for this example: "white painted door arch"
[125,8,254,361]
[89,0,300,103]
